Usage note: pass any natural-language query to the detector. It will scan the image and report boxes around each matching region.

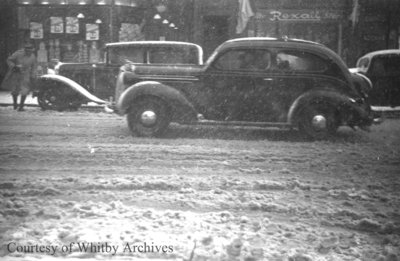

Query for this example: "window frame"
[274,49,331,73]
[211,48,274,73]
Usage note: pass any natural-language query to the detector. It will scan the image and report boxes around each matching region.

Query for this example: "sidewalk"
[0,91,103,110]
[0,91,38,107]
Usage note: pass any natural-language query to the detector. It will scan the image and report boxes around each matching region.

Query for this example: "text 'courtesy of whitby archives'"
[6,242,174,256]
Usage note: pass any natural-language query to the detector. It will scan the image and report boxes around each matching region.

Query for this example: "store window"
[17,0,35,4]
[66,0,91,5]
[94,0,112,5]
[115,0,138,7]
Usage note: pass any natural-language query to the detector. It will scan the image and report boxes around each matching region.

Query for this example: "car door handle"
[263,78,273,81]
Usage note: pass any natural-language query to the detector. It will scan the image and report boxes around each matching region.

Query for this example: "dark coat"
[1,49,37,95]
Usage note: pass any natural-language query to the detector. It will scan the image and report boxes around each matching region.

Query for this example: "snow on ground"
[0,107,399,261]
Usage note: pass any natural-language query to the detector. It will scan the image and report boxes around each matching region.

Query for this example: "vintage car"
[351,49,400,107]
[33,41,203,111]
[114,37,381,140]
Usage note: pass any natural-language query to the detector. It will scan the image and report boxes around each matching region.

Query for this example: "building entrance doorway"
[203,15,229,59]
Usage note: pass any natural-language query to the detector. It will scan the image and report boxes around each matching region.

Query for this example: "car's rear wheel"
[127,97,171,137]
[298,102,339,140]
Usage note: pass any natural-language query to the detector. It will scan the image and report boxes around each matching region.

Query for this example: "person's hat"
[24,43,35,50]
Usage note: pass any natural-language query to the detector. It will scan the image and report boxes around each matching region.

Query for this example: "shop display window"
[115,0,138,7]
[67,0,91,5]
[36,0,67,4]
[17,0,35,4]
[94,0,112,5]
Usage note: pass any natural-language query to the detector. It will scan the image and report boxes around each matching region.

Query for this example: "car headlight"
[120,64,136,73]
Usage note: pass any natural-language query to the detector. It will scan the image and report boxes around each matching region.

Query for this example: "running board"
[188,120,291,128]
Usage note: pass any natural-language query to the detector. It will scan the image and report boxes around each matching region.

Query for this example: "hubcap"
[140,110,157,126]
[311,115,327,130]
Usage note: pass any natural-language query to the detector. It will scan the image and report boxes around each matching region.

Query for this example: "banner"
[86,24,99,40]
[30,22,43,39]
[66,17,79,34]
[50,17,63,33]
[236,0,254,34]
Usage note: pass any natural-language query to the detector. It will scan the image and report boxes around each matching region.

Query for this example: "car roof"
[223,37,325,49]
[217,37,339,60]
[212,37,343,66]
[105,41,201,48]
[359,49,400,59]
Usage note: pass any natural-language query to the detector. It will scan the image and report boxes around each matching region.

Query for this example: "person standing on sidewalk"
[1,43,37,111]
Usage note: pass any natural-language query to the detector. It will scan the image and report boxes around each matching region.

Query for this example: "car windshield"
[108,45,201,65]
[370,55,400,77]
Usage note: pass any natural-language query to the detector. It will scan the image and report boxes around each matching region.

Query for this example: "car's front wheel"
[298,102,339,140]
[37,87,69,111]
[127,97,171,137]
[37,87,82,111]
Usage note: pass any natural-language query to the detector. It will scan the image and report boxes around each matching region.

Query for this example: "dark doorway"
[203,15,229,59]
[0,1,17,85]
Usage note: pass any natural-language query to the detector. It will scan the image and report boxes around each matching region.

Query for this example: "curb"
[0,103,105,112]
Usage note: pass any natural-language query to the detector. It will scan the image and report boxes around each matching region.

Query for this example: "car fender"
[351,72,373,97]
[116,80,198,123]
[287,90,370,125]
[36,74,107,104]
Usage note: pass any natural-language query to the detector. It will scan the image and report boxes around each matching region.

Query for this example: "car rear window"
[108,47,146,65]
[108,45,200,65]
[148,46,200,65]
[276,50,329,72]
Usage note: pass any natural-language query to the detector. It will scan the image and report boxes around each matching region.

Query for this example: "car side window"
[213,49,272,72]
[276,50,328,72]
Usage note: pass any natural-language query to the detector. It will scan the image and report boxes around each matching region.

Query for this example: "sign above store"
[256,10,343,22]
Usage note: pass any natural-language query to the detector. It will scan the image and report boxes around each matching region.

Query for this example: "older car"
[115,37,380,140]
[351,49,400,107]
[33,41,203,111]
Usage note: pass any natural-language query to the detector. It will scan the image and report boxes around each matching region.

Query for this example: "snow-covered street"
[0,107,399,261]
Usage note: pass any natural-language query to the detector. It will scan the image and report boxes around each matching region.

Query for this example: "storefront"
[351,0,400,66]
[249,10,345,54]
[7,0,149,73]
[189,0,352,61]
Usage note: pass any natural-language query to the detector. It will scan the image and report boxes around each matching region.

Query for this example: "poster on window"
[50,17,63,33]
[30,22,43,39]
[86,24,99,40]
[66,17,79,34]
